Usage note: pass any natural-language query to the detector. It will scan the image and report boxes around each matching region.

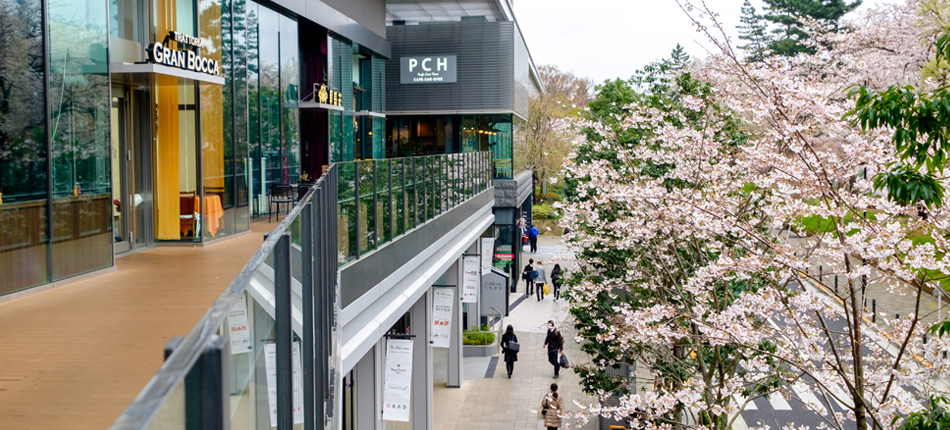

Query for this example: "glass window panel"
[0,0,49,294]
[246,1,263,216]
[48,0,112,279]
[279,15,298,184]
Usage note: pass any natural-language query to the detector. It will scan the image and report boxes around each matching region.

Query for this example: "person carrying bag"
[501,325,520,378]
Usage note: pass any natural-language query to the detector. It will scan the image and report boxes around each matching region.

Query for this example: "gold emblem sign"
[314,84,343,107]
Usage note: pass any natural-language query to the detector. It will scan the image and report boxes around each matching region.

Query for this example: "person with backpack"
[522,258,535,298]
[534,260,547,301]
[540,383,564,429]
[542,320,564,378]
[501,325,519,378]
[551,263,563,301]
[528,224,539,253]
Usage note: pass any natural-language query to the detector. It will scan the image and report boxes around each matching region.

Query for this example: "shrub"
[533,204,560,220]
[541,192,562,202]
[462,325,496,345]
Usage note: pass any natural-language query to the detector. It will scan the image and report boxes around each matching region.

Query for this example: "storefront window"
[280,14,299,183]
[48,0,113,279]
[0,0,49,294]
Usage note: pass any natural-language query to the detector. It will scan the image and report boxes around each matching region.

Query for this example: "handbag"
[508,340,520,353]
[542,283,550,295]
[559,352,570,368]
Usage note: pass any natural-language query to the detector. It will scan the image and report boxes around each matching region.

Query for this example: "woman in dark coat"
[551,263,563,301]
[501,324,519,378]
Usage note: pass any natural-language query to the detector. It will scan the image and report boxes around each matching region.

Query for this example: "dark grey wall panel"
[340,189,493,307]
[269,0,390,57]
[386,22,515,113]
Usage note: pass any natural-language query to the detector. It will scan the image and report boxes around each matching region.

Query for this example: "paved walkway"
[0,222,274,430]
[432,235,599,430]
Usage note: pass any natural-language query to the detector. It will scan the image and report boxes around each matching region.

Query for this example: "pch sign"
[400,55,457,84]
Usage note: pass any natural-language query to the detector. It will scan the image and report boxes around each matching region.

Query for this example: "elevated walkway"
[0,221,275,430]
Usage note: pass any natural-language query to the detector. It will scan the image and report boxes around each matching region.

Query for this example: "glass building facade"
[0,0,385,297]
[385,114,514,178]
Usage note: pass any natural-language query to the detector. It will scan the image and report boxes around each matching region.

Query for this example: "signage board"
[494,253,514,260]
[264,342,305,426]
[430,288,454,348]
[400,55,457,84]
[227,293,252,354]
[146,31,220,76]
[480,269,508,317]
[382,339,413,422]
[314,83,343,107]
[481,237,494,275]
[462,256,480,303]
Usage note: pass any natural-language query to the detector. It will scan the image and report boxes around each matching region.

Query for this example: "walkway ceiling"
[386,0,508,25]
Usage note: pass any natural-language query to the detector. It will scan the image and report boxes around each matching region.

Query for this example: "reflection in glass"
[0,0,49,294]
[48,0,112,279]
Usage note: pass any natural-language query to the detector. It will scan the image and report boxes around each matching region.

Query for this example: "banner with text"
[481,237,494,275]
[227,293,252,354]
[431,288,455,348]
[382,339,413,422]
[462,256,480,303]
[264,342,305,426]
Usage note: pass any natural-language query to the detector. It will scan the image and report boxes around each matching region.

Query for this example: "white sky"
[512,0,899,85]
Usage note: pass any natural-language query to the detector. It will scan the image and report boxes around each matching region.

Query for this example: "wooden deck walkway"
[0,221,275,430]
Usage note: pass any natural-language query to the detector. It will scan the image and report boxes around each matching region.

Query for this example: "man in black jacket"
[542,320,564,378]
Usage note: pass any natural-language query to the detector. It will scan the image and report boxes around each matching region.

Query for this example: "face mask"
[548,325,554,330]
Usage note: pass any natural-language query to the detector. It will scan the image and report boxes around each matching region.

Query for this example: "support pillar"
[411,291,434,430]
[353,346,378,430]
[446,260,463,388]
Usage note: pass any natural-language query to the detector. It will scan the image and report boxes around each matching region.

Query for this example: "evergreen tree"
[762,0,861,56]
[737,0,770,61]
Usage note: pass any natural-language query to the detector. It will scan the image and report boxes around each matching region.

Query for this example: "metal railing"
[110,151,494,429]
[111,167,339,430]
[336,151,493,264]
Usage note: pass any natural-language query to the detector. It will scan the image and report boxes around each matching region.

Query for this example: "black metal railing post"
[301,201,315,430]
[184,335,227,430]
[275,233,293,430]
[372,160,378,249]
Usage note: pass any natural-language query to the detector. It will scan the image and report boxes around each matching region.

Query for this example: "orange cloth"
[200,195,225,237]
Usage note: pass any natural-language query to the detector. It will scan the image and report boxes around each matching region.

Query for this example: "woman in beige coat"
[540,383,563,429]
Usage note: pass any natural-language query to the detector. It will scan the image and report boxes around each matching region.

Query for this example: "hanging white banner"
[431,288,455,348]
[227,293,252,355]
[462,255,480,303]
[382,339,414,422]
[264,342,305,426]
[481,237,494,275]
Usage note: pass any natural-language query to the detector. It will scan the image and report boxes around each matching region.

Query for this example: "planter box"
[463,340,498,357]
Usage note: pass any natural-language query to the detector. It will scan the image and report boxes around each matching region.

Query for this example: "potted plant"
[462,324,498,357]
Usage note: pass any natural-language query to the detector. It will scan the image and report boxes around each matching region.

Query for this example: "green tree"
[762,0,861,56]
[737,0,770,61]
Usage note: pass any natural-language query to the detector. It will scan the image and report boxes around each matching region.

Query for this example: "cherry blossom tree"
[560,1,950,429]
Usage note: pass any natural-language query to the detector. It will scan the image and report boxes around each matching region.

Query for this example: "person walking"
[528,224,539,253]
[540,383,564,429]
[534,260,547,301]
[501,325,519,378]
[543,320,564,377]
[551,263,562,301]
[522,258,535,298]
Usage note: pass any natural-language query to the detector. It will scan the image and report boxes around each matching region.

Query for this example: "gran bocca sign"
[146,31,220,76]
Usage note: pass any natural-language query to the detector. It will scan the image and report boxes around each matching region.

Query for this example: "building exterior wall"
[385,22,516,114]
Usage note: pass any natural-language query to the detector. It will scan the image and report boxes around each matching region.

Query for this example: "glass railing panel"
[358,161,376,254]
[415,157,426,225]
[224,288,277,430]
[426,156,436,220]
[377,160,392,245]
[393,158,406,236]
[405,158,416,231]
[145,380,185,430]
[338,162,357,264]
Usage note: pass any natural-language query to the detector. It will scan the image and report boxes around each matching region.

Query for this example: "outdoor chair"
[268,184,294,222]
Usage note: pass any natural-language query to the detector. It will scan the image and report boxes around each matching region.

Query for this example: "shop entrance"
[110,86,153,253]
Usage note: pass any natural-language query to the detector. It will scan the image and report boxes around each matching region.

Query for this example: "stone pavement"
[431,235,599,429]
